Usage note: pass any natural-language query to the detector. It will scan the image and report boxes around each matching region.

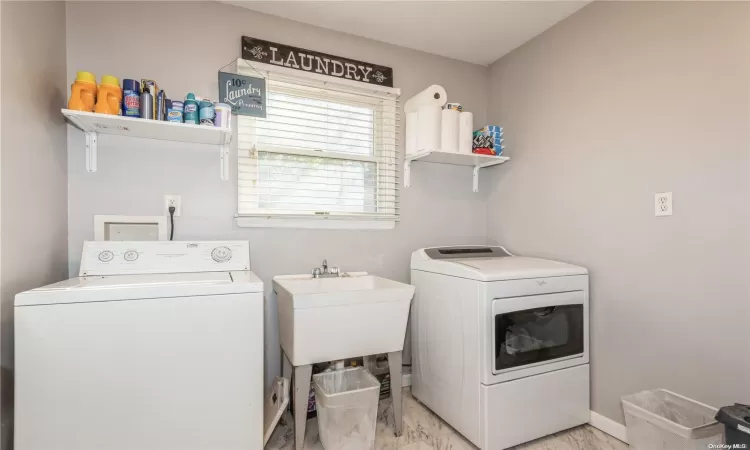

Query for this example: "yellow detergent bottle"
[68,71,97,112]
[95,75,122,115]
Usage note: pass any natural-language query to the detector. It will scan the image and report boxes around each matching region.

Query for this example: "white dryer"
[15,241,264,450]
[411,246,589,449]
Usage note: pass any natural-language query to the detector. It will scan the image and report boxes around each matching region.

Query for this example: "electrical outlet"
[164,195,182,216]
[655,192,672,217]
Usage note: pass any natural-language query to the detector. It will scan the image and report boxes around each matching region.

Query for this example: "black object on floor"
[715,403,750,446]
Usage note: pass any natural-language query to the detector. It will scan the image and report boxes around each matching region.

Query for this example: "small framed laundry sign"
[218,71,266,117]
[242,36,394,87]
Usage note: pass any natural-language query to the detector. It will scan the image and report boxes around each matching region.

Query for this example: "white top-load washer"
[411,245,589,449]
[14,241,264,450]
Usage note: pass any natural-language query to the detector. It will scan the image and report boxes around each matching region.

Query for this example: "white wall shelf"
[404,150,510,192]
[62,109,233,180]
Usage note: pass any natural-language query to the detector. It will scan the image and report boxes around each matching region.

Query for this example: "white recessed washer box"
[94,215,168,241]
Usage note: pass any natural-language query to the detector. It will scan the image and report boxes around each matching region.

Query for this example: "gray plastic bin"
[313,367,380,450]
[622,389,724,449]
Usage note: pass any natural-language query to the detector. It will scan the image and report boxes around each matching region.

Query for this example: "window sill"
[235,216,396,230]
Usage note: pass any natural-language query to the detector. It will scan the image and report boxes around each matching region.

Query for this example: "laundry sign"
[242,36,394,87]
[218,71,266,117]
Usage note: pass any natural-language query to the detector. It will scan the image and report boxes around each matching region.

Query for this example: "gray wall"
[65,1,491,387]
[1,1,69,446]
[487,2,750,423]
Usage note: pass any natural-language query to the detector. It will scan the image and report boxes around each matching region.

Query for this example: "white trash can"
[313,367,380,450]
[622,389,724,449]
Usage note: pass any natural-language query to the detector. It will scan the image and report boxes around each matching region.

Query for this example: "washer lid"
[15,270,263,306]
[411,246,587,281]
[449,257,587,281]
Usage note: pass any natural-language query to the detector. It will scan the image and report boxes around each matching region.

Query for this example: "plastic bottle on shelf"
[183,93,199,124]
[199,99,215,126]
[121,79,140,117]
[139,87,153,119]
[214,103,231,128]
[94,75,122,115]
[68,71,97,112]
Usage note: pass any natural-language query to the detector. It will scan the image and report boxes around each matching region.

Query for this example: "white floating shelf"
[62,109,233,180]
[404,149,510,192]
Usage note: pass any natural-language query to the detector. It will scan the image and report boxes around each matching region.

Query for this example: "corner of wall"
[0,2,70,448]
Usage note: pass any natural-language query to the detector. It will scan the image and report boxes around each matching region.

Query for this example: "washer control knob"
[211,246,232,263]
[98,251,114,262]
[123,251,139,262]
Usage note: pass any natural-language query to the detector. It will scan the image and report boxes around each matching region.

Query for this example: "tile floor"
[266,388,628,450]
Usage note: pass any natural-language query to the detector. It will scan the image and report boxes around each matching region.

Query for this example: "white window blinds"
[237,72,400,225]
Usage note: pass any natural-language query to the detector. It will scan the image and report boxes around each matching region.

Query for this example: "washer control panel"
[80,241,250,276]
[123,250,139,261]
[211,246,232,263]
[98,250,115,262]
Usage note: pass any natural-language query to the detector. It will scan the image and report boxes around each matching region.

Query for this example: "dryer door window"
[494,304,584,371]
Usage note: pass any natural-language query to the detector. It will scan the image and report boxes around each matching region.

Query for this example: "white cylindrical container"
[416,105,441,151]
[214,103,231,129]
[440,108,460,152]
[459,111,474,154]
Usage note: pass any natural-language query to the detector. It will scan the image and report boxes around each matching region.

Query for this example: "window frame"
[233,59,400,230]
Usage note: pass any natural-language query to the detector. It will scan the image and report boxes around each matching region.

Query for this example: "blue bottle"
[122,79,140,117]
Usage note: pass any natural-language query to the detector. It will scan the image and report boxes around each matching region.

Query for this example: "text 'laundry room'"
[1,2,749,450]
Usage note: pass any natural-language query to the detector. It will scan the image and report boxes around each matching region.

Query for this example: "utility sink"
[274,272,415,448]
[273,273,415,366]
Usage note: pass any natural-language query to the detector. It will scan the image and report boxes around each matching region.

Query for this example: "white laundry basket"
[622,389,724,450]
[313,367,380,450]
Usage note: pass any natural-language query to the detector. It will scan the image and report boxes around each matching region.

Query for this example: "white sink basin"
[273,273,415,366]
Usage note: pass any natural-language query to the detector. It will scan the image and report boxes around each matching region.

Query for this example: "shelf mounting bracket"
[472,165,480,192]
[85,131,98,173]
[220,143,229,181]
[404,160,412,188]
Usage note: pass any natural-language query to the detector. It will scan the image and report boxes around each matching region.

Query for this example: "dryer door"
[492,291,585,376]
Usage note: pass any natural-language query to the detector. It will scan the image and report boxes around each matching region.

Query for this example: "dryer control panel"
[80,241,251,276]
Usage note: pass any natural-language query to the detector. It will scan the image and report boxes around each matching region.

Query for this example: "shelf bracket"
[404,160,412,188]
[220,144,229,181]
[472,165,480,192]
[85,131,98,173]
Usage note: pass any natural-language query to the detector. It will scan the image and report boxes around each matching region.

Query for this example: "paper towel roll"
[406,111,418,155]
[417,105,441,151]
[404,85,447,113]
[459,111,474,154]
[440,108,460,152]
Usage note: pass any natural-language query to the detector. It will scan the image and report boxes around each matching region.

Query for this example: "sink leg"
[293,364,312,450]
[282,352,292,417]
[388,351,403,435]
[282,351,292,383]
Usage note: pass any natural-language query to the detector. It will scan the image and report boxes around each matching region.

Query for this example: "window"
[236,66,400,229]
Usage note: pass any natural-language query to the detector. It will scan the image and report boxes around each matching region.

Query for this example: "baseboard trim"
[589,410,628,444]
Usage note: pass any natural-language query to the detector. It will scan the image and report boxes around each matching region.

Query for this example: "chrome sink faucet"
[312,259,341,278]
